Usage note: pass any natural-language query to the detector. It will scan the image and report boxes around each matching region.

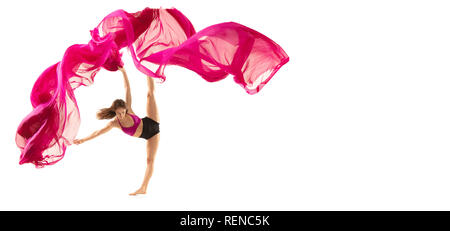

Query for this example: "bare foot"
[129,188,146,196]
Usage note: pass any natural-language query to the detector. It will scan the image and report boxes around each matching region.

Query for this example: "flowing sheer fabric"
[16,7,289,167]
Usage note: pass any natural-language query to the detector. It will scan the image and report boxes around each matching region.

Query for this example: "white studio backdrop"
[1,0,450,210]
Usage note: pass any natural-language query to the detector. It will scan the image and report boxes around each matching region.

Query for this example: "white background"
[1,0,450,210]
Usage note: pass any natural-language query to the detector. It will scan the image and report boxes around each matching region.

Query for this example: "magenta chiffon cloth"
[15,7,289,167]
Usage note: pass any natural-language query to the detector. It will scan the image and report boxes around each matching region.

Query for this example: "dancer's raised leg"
[146,76,160,123]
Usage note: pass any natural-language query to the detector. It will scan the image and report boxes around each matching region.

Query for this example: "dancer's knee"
[147,157,155,165]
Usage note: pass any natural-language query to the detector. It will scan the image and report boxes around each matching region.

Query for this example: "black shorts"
[139,116,160,140]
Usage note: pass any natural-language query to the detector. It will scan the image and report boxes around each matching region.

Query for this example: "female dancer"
[74,67,160,196]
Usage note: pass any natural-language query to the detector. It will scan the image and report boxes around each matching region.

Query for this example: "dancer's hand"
[73,138,85,145]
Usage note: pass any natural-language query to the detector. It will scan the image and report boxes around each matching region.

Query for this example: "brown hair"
[96,99,127,120]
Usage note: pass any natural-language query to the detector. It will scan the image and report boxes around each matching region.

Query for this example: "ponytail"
[96,107,116,120]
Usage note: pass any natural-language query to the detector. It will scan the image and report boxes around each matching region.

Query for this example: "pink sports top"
[118,113,141,136]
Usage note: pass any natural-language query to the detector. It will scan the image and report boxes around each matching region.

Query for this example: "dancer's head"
[96,99,127,120]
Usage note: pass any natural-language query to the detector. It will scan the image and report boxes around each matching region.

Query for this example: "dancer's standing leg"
[129,76,160,196]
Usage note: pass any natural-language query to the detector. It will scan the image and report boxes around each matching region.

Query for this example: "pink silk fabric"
[15,7,289,167]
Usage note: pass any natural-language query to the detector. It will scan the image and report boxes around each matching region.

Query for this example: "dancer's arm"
[74,121,114,144]
[118,67,133,111]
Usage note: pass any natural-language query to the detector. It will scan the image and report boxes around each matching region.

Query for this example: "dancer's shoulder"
[127,107,136,115]
[110,118,120,128]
